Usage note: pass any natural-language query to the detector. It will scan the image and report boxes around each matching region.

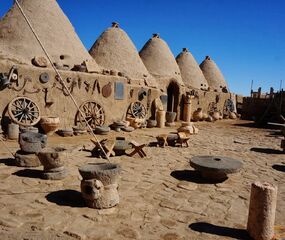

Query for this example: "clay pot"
[212,111,220,121]
[166,111,177,123]
[40,117,60,136]
[203,113,209,121]
[229,112,237,119]
[192,108,203,122]
[7,123,19,140]
[130,119,144,129]
[206,116,214,122]
[19,132,47,153]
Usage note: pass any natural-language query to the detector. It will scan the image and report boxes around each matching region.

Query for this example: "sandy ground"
[0,119,284,240]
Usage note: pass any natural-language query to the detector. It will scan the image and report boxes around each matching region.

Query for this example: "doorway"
[167,81,180,113]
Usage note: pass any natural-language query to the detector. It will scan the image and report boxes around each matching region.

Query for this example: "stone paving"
[0,120,284,239]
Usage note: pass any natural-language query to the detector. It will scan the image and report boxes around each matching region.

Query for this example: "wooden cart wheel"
[129,102,147,119]
[8,97,41,126]
[75,101,105,130]
[223,99,235,115]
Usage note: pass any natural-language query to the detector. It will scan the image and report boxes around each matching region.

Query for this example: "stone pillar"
[156,110,166,128]
[183,94,193,122]
[247,182,277,240]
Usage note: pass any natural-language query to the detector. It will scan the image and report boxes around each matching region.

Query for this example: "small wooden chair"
[177,132,190,147]
[128,140,147,158]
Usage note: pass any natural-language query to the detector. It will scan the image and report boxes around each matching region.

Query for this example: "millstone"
[14,150,41,167]
[94,126,110,135]
[190,156,243,180]
[57,129,73,137]
[42,168,68,180]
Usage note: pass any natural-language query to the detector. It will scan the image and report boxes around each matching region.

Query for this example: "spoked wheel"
[75,101,105,130]
[223,99,235,115]
[8,97,41,126]
[128,102,147,119]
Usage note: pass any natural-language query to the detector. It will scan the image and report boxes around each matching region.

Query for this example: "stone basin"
[37,147,67,171]
[79,163,121,185]
[190,156,243,180]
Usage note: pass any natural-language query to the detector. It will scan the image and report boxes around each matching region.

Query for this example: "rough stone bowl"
[37,147,67,171]
[19,132,47,153]
[79,163,121,185]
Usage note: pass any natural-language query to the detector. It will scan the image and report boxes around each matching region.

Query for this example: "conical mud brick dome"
[0,0,94,67]
[200,56,228,92]
[90,22,153,82]
[176,48,209,90]
[139,34,184,87]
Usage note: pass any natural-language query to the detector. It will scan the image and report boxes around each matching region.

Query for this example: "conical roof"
[139,34,184,86]
[89,22,153,81]
[200,56,228,92]
[176,48,209,90]
[0,0,94,67]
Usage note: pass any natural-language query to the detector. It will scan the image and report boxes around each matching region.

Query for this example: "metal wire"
[14,0,109,161]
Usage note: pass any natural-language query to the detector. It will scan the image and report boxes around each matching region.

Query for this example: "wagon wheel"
[75,101,105,130]
[223,99,235,115]
[129,102,147,119]
[8,97,41,126]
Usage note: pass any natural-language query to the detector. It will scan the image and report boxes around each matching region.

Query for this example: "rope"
[14,0,109,161]
[0,136,15,157]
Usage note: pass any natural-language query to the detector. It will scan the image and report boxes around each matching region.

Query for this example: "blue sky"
[1,0,285,96]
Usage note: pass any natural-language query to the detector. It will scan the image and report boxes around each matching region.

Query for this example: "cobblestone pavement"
[0,120,284,239]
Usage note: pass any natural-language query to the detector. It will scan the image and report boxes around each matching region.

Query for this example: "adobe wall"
[0,60,161,129]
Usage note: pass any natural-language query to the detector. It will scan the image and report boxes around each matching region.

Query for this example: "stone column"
[183,94,193,122]
[156,110,166,128]
[247,181,277,240]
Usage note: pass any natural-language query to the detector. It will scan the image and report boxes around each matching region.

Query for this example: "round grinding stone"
[190,156,243,180]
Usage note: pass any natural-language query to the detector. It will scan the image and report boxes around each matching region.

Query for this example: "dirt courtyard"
[0,119,284,240]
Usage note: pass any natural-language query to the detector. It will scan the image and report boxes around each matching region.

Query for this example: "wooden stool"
[177,132,190,147]
[90,138,115,159]
[128,141,147,158]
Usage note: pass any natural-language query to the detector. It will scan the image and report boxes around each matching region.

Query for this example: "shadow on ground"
[46,190,85,208]
[0,158,17,166]
[170,170,227,184]
[189,222,252,240]
[250,147,283,154]
[272,164,285,172]
[13,169,42,178]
